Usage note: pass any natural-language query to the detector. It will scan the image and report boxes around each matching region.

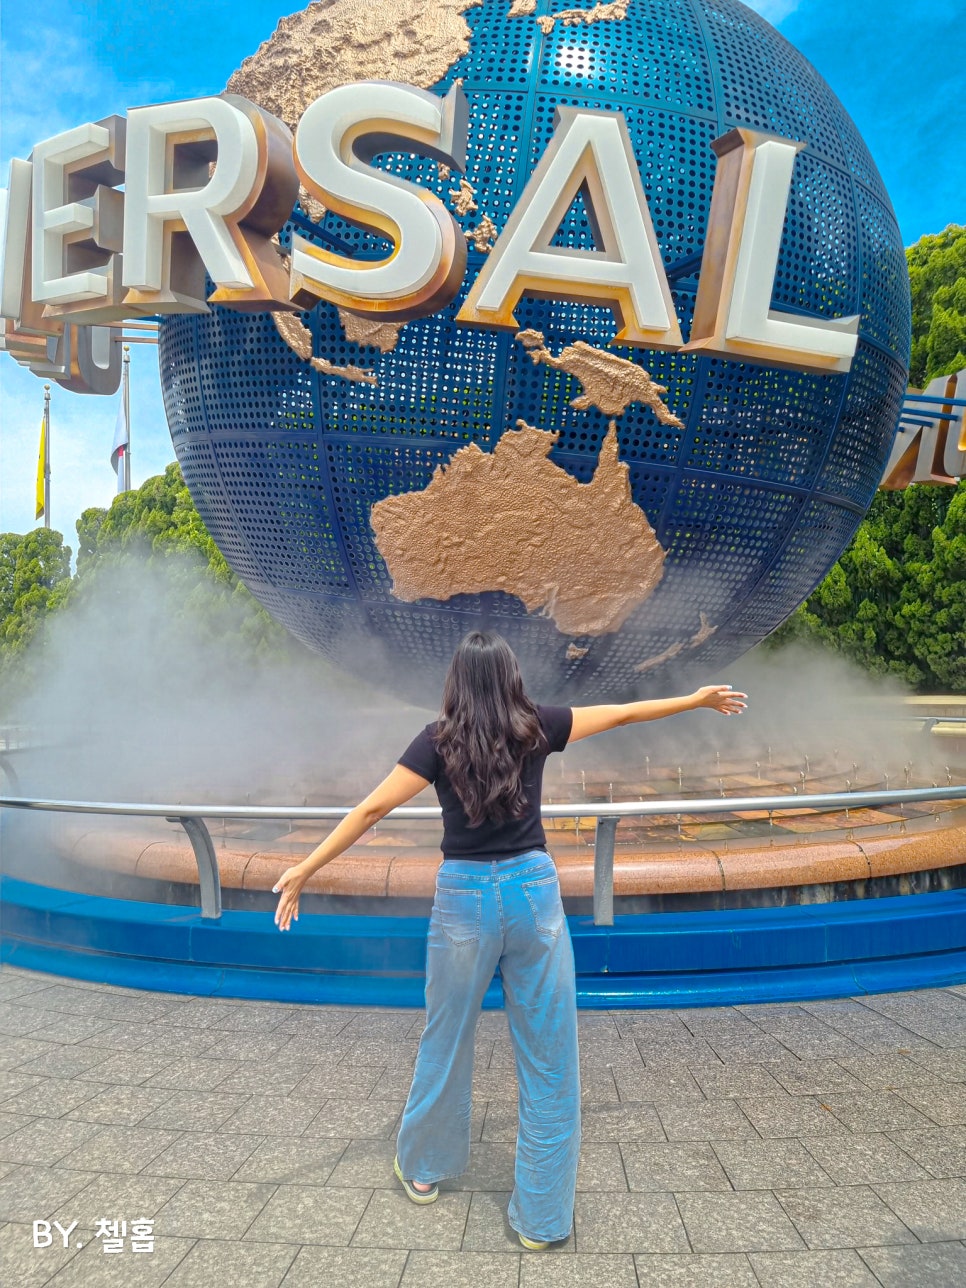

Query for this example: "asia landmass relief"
[369,421,666,637]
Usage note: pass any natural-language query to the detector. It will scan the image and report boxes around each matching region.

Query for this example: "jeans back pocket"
[434,886,482,945]
[522,874,565,937]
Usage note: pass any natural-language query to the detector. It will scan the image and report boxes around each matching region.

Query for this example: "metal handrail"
[3,783,965,926]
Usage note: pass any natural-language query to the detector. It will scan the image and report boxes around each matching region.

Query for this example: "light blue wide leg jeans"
[395,849,580,1244]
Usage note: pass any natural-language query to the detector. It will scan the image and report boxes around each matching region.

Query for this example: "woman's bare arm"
[568,685,747,744]
[273,764,431,930]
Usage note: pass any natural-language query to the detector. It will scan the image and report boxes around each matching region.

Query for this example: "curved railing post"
[167,815,221,919]
[593,815,618,927]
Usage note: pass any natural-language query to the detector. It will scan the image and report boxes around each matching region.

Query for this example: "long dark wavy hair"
[435,631,546,827]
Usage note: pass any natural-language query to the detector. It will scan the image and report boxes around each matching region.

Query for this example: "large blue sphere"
[159,0,909,702]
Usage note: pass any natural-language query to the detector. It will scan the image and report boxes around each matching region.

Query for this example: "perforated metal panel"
[158,0,910,703]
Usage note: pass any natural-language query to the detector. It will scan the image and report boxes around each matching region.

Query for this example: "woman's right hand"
[273,864,308,931]
[692,684,748,715]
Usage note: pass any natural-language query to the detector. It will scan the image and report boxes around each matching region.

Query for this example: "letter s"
[290,81,468,321]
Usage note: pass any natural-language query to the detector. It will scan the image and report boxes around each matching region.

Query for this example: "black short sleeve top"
[397,705,573,860]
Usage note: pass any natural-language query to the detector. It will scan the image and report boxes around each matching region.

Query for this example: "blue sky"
[1,0,963,541]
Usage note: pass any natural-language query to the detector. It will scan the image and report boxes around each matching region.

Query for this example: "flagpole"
[122,345,131,492]
[43,384,51,530]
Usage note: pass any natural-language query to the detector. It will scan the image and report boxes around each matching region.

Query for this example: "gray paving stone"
[0,1003,56,1036]
[0,1117,102,1166]
[400,1249,520,1287]
[655,1099,757,1142]
[706,1036,791,1064]
[895,1082,966,1126]
[0,1218,82,1286]
[575,1142,628,1191]
[580,1070,621,1103]
[471,1069,519,1100]
[324,1139,396,1188]
[193,1032,293,1062]
[776,1184,918,1249]
[65,1086,175,1126]
[676,1190,805,1253]
[908,1049,966,1081]
[14,1048,114,1081]
[873,1177,966,1241]
[636,1038,725,1066]
[282,1244,407,1288]
[768,1059,868,1097]
[291,1065,384,1099]
[71,1022,160,1052]
[216,1093,323,1137]
[857,1240,966,1288]
[165,1001,286,1033]
[711,1138,833,1190]
[0,1078,106,1120]
[152,1176,276,1239]
[73,1052,179,1087]
[345,1040,420,1068]
[0,1165,98,1223]
[633,1253,759,1286]
[140,1056,242,1093]
[0,1037,58,1072]
[342,1012,421,1038]
[303,1099,404,1139]
[244,1182,371,1244]
[580,1102,665,1143]
[573,1192,689,1253]
[749,1248,880,1286]
[688,1062,785,1099]
[49,1172,186,1232]
[737,1093,847,1138]
[352,1187,471,1251]
[621,1141,731,1192]
[801,1133,930,1185]
[521,1252,638,1285]
[132,1028,221,1058]
[0,1070,46,1103]
[232,1135,346,1185]
[0,1112,33,1140]
[58,1125,182,1175]
[158,1237,298,1288]
[142,1131,264,1181]
[887,1126,966,1178]
[613,1067,704,1102]
[578,1040,645,1070]
[139,1090,250,1132]
[835,1053,942,1089]
[42,1234,195,1287]
[446,1142,515,1191]
[823,1090,935,1133]
[462,1190,553,1253]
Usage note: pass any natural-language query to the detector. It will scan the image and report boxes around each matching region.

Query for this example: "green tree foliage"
[69,462,291,661]
[908,225,966,387]
[769,226,965,691]
[0,464,297,709]
[0,528,72,668]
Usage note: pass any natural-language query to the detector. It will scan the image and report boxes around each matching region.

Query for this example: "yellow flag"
[35,418,46,519]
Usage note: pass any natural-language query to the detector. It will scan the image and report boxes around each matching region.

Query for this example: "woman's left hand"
[273,864,308,931]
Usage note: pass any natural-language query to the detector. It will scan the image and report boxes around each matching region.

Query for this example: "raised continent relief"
[369,420,666,636]
[516,329,685,424]
[537,1,631,35]
[230,0,483,369]
[226,0,482,131]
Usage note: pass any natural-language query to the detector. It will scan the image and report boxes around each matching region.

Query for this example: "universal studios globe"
[158,0,910,703]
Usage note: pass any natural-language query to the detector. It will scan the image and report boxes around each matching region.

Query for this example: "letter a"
[458,106,681,349]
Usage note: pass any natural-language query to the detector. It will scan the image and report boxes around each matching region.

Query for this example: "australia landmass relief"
[370,422,666,637]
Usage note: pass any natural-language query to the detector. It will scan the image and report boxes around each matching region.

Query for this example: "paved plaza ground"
[1,965,965,1287]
